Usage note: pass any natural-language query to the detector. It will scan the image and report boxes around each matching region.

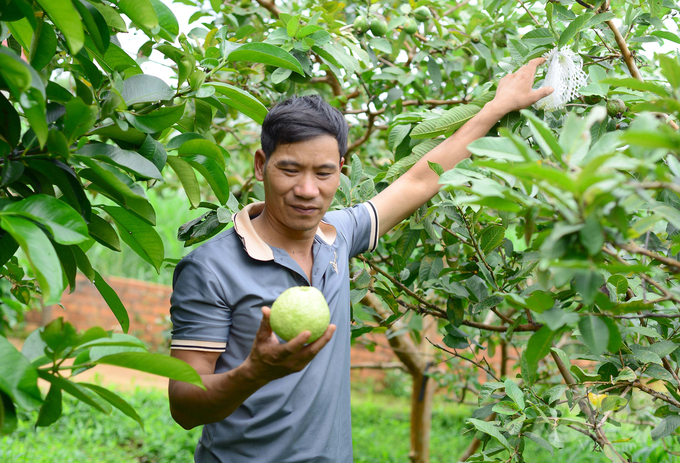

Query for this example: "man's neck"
[250,206,316,259]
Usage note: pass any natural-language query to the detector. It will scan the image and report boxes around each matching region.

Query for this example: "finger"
[255,306,273,342]
[527,57,546,70]
[534,86,554,99]
[282,330,312,355]
[298,324,337,359]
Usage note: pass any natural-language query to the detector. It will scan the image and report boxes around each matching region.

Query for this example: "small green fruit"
[353,16,369,34]
[607,98,627,118]
[471,35,481,44]
[370,17,388,37]
[413,6,431,22]
[403,18,418,35]
[583,95,602,105]
[493,32,507,48]
[270,286,330,343]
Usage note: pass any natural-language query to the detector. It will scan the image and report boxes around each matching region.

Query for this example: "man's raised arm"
[371,58,554,237]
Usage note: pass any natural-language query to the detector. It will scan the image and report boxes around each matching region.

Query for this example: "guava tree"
[2,0,680,462]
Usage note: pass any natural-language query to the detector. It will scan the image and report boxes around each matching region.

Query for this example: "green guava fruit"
[403,18,418,35]
[270,286,330,342]
[370,18,388,37]
[583,95,602,105]
[413,6,431,22]
[607,98,627,118]
[353,16,369,34]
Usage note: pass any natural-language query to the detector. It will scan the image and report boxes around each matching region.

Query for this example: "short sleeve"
[324,201,379,258]
[169,256,232,352]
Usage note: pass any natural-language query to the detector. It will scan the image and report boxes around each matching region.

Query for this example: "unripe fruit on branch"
[370,17,388,37]
[607,98,627,118]
[353,16,368,34]
[403,18,418,35]
[413,6,431,22]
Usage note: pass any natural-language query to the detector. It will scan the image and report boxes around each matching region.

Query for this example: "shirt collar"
[232,202,337,261]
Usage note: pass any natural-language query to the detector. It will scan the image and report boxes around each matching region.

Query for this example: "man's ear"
[254,149,267,181]
[339,157,345,169]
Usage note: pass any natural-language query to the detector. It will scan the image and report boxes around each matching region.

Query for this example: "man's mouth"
[290,205,319,215]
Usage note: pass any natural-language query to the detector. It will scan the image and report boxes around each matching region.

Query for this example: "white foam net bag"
[533,47,587,111]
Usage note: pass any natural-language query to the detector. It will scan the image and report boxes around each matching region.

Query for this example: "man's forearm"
[169,360,267,429]
[374,102,507,236]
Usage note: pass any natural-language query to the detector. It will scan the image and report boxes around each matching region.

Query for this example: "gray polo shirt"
[170,201,379,463]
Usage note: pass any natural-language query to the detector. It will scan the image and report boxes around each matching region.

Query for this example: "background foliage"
[1,0,680,461]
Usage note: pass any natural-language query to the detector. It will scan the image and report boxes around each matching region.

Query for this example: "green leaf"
[121,74,175,107]
[138,135,167,173]
[209,83,269,124]
[0,93,21,149]
[479,225,505,254]
[90,124,147,146]
[29,22,58,71]
[1,390,18,435]
[0,216,64,305]
[37,370,111,414]
[578,315,608,355]
[651,415,680,440]
[521,110,564,160]
[166,156,200,209]
[34,0,84,54]
[526,290,554,313]
[574,270,604,305]
[0,47,32,94]
[102,205,164,273]
[87,213,120,252]
[36,384,62,427]
[148,0,178,41]
[115,0,159,36]
[7,17,33,53]
[94,352,205,389]
[79,383,143,429]
[607,275,628,295]
[525,326,555,378]
[73,0,110,54]
[504,379,525,410]
[125,104,186,133]
[64,98,98,144]
[492,400,520,415]
[525,431,554,456]
[600,77,670,97]
[411,105,481,139]
[558,12,595,47]
[659,55,680,89]
[77,143,163,180]
[579,215,604,256]
[178,138,225,170]
[467,418,511,451]
[601,395,628,412]
[468,137,525,162]
[76,156,156,225]
[0,336,42,410]
[651,31,680,46]
[92,3,127,32]
[183,154,230,205]
[227,42,304,75]
[94,270,130,333]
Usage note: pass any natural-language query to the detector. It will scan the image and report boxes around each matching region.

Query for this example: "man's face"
[254,135,344,233]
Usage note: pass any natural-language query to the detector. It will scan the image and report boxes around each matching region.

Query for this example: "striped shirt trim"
[170,339,227,352]
[363,201,379,252]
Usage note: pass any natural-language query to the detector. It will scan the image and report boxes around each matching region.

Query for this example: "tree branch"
[254,0,280,18]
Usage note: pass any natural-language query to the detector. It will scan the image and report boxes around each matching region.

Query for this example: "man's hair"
[261,95,348,160]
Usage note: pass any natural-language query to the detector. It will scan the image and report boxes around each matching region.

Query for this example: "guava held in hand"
[270,286,331,342]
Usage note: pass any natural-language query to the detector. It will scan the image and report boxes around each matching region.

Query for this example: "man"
[168,58,553,462]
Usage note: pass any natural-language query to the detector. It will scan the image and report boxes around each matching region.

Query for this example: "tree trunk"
[362,293,437,463]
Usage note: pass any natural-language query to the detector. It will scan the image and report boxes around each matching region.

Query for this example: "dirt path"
[10,338,168,391]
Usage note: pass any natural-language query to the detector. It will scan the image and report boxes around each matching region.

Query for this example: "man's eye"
[283,169,298,174]
[317,172,332,178]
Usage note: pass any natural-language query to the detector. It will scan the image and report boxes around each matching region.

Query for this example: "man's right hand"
[244,307,336,385]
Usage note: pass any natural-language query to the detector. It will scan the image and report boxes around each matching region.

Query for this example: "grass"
[2,380,676,463]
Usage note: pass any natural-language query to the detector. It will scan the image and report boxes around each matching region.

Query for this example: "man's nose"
[294,174,319,198]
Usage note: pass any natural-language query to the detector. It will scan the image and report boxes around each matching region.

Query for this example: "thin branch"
[633,381,680,409]
[426,337,500,381]
[346,113,376,155]
[605,20,642,81]
[516,0,541,26]
[254,0,280,18]
[343,98,467,115]
[350,362,407,371]
[618,242,680,271]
